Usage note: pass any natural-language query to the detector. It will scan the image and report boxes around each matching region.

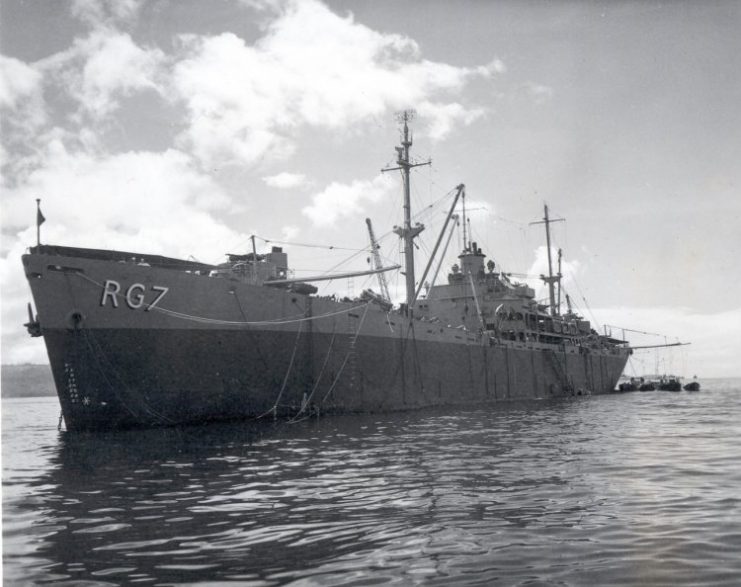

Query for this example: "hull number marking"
[101,280,169,311]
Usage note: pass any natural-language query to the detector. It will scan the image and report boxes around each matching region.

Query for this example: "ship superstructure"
[22,116,631,431]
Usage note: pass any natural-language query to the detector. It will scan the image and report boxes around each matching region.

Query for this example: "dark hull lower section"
[44,327,628,432]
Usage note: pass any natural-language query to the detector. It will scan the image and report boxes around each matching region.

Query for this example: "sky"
[1,0,739,376]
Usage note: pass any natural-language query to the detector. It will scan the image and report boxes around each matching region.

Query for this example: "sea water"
[3,380,741,586]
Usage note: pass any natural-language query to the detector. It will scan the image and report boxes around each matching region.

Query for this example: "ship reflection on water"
[4,386,741,585]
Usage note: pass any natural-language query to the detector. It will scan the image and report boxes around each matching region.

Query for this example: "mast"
[365,218,391,301]
[530,203,564,316]
[544,204,556,314]
[382,111,429,312]
[557,247,563,315]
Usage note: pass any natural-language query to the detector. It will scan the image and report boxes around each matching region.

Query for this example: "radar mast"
[382,111,430,313]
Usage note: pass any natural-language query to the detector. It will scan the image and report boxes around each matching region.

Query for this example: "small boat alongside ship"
[684,377,701,391]
[23,115,634,432]
[657,375,682,391]
[615,374,701,392]
[617,377,642,392]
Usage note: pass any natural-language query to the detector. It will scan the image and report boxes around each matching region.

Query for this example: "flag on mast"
[36,198,45,247]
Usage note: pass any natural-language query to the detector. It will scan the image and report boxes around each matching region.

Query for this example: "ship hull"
[24,249,629,432]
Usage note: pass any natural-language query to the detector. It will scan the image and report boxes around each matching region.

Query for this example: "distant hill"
[1,364,56,398]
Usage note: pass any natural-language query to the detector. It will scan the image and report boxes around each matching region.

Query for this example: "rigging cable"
[252,236,363,252]
[258,320,304,420]
[569,275,601,331]
[321,302,371,405]
[289,327,338,422]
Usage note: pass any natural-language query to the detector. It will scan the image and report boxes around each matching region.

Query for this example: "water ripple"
[3,383,741,585]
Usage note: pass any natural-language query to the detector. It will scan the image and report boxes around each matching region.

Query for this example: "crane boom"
[365,218,391,302]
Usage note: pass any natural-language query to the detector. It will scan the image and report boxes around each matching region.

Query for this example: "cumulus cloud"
[2,144,234,251]
[0,32,167,192]
[71,0,145,27]
[302,174,393,227]
[0,56,44,113]
[0,57,54,193]
[418,102,485,141]
[262,172,308,189]
[526,245,582,304]
[480,58,507,75]
[172,0,501,166]
[40,30,165,121]
[238,0,286,13]
[0,56,48,152]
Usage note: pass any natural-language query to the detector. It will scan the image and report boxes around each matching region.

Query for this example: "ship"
[22,115,631,432]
